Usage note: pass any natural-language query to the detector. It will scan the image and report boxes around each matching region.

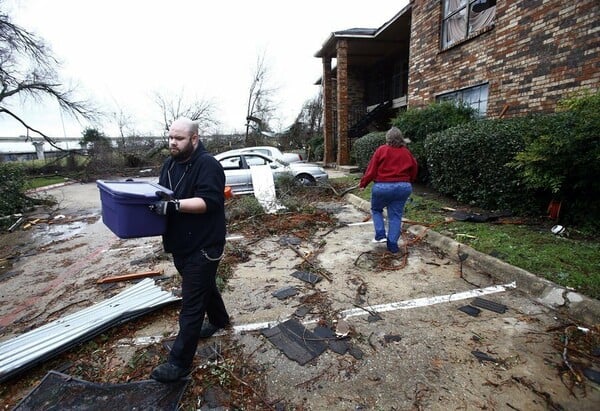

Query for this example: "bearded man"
[150,117,230,382]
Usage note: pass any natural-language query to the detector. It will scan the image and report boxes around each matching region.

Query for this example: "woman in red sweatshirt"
[359,127,418,253]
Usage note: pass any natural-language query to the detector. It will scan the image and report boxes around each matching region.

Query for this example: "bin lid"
[96,180,173,199]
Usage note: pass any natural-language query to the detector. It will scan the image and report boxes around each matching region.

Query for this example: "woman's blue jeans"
[370,182,412,253]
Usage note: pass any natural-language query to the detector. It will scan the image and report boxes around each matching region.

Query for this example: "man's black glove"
[150,199,180,215]
[155,190,173,201]
[150,190,179,215]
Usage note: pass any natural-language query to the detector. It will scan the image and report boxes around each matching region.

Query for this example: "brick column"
[322,57,335,165]
[336,39,349,165]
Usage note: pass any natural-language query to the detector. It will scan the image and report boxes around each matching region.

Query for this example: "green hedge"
[307,135,324,162]
[510,92,600,227]
[391,101,476,183]
[425,118,539,212]
[351,131,385,171]
[424,92,600,229]
[391,101,476,143]
[0,163,31,218]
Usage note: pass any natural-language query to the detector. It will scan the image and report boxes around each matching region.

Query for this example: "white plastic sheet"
[250,165,285,213]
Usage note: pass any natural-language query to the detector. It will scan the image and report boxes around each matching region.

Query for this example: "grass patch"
[24,176,70,190]
[349,179,600,299]
[447,223,600,299]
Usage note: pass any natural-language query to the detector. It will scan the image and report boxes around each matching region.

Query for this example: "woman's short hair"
[385,127,408,147]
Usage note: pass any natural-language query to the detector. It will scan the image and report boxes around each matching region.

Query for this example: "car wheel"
[294,173,316,186]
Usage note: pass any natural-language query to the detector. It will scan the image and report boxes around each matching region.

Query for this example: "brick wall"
[408,0,600,117]
[348,67,367,125]
[337,40,349,164]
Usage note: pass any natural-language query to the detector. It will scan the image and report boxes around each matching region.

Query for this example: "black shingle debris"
[313,324,351,355]
[13,370,188,411]
[272,286,299,300]
[291,270,323,285]
[471,297,508,314]
[262,319,327,365]
[458,305,481,317]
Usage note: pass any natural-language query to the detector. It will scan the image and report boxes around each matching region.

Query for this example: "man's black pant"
[169,247,229,368]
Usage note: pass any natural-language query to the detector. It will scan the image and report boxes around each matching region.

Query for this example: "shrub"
[0,163,32,218]
[350,131,385,171]
[391,101,476,183]
[306,135,324,162]
[391,101,476,143]
[225,195,264,220]
[510,91,600,228]
[425,118,540,213]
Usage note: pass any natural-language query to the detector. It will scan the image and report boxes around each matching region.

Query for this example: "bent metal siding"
[408,0,600,118]
[0,278,180,384]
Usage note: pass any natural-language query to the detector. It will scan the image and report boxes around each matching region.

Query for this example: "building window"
[442,0,496,48]
[366,56,408,106]
[437,83,489,117]
[392,59,409,100]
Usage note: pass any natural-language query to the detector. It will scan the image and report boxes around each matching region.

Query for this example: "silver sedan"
[214,151,328,195]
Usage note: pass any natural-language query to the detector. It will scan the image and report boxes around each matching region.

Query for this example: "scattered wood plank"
[96,270,164,284]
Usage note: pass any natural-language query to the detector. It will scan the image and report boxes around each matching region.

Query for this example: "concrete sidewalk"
[344,192,600,326]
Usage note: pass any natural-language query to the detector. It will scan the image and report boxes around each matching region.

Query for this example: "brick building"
[315,0,600,166]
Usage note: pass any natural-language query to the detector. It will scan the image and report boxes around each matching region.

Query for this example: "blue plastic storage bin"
[96,180,173,239]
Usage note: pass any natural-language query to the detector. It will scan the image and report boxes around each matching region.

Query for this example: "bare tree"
[154,90,217,142]
[245,52,277,146]
[111,106,135,139]
[280,92,323,159]
[299,91,323,136]
[0,3,98,149]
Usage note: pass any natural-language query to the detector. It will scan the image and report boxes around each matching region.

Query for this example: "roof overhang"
[314,3,412,68]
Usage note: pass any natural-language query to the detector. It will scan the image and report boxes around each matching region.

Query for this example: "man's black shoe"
[150,362,191,383]
[199,322,229,338]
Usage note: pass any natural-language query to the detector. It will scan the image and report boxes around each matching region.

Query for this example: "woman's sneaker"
[371,238,387,243]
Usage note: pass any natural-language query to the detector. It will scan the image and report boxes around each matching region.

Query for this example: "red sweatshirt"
[359,145,418,188]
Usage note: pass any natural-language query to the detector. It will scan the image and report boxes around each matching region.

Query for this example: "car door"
[243,153,289,188]
[218,154,252,194]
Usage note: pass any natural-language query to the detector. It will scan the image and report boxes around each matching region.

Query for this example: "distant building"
[315,0,600,165]
[0,136,165,162]
[0,137,85,162]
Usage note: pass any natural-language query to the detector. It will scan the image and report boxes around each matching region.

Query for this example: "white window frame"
[437,83,489,117]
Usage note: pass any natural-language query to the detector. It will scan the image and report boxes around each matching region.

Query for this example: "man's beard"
[170,142,194,161]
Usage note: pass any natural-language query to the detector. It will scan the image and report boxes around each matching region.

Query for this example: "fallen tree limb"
[286,244,332,282]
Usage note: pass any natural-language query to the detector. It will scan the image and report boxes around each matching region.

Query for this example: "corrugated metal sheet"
[0,278,180,383]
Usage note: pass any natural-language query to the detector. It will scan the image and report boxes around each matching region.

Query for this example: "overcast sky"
[1,0,408,138]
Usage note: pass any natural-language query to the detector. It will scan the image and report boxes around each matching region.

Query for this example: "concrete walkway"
[343,192,600,326]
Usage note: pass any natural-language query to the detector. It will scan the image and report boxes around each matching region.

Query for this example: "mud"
[0,179,599,410]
